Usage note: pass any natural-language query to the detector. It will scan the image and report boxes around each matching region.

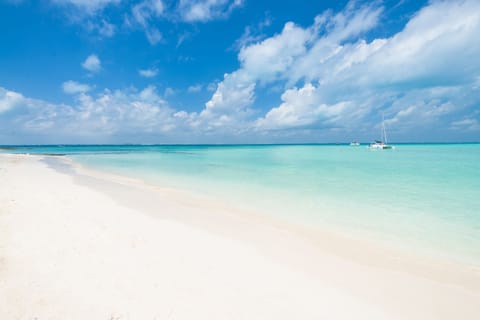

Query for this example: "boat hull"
[368,143,394,150]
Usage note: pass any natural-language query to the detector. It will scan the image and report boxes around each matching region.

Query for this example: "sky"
[0,0,479,144]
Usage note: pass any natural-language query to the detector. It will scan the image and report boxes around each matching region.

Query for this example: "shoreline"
[65,153,480,271]
[1,153,480,319]
[54,145,480,268]
[64,154,480,284]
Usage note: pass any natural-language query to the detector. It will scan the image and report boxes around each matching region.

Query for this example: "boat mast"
[382,112,388,144]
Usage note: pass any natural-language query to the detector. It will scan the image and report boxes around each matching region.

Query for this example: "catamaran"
[368,114,394,150]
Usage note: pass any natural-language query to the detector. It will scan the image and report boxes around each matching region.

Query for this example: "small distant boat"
[368,140,393,149]
[350,141,360,146]
[369,114,394,150]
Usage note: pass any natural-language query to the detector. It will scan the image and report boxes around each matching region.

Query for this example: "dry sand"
[1,154,479,319]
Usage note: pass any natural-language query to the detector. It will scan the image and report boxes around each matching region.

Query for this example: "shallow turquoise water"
[3,144,480,264]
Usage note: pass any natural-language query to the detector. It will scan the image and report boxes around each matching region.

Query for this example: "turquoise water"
[3,144,480,264]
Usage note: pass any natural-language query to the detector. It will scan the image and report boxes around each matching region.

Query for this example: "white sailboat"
[368,113,394,150]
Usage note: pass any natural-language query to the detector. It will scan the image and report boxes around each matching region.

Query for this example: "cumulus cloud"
[201,17,329,129]
[138,68,159,78]
[255,83,349,130]
[82,54,101,72]
[0,87,25,113]
[201,72,255,123]
[238,22,313,83]
[2,0,480,143]
[178,0,243,22]
[203,0,480,140]
[62,80,92,94]
[0,82,248,143]
[0,85,178,143]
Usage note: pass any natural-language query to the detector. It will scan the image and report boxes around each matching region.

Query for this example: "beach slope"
[0,154,479,319]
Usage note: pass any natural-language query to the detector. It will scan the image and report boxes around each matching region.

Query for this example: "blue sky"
[0,0,479,144]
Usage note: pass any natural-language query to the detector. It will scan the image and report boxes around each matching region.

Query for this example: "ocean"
[3,144,480,265]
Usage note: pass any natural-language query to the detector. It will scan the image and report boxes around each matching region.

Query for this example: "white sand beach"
[1,153,479,320]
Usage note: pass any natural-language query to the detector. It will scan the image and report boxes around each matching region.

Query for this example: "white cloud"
[207,81,217,92]
[238,22,312,83]
[50,0,120,14]
[138,68,158,78]
[3,0,480,143]
[232,26,265,51]
[43,0,241,41]
[0,82,253,143]
[0,85,177,142]
[187,84,202,93]
[62,80,92,94]
[203,0,480,140]
[255,83,348,130]
[231,14,272,51]
[201,21,314,126]
[82,54,101,72]
[178,0,243,22]
[176,31,192,47]
[45,2,118,37]
[0,87,25,113]
[132,0,164,26]
[145,27,162,45]
[97,19,116,37]
[164,87,176,97]
[450,118,480,131]
[128,0,165,45]
[202,72,255,122]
